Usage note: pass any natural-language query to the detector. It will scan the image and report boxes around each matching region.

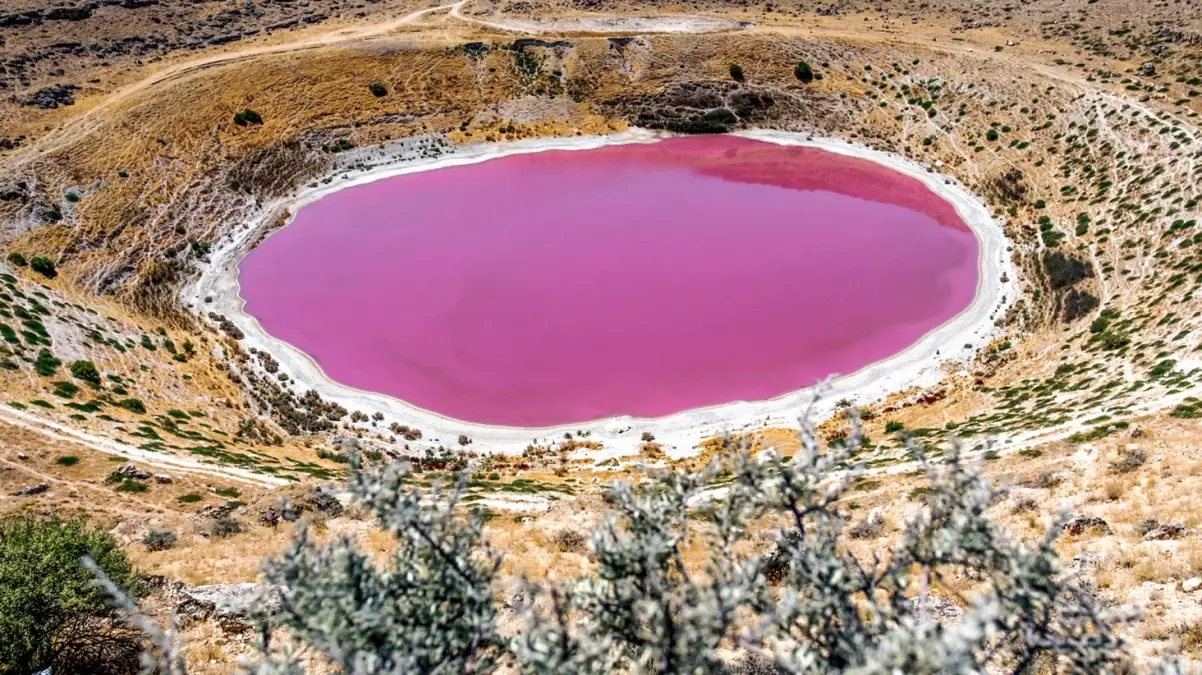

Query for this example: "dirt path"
[0,407,286,488]
[0,454,172,518]
[9,1,465,167]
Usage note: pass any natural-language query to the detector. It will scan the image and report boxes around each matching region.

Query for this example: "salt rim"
[187,129,1016,458]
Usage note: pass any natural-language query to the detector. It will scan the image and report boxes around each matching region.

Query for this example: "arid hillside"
[3,0,1202,669]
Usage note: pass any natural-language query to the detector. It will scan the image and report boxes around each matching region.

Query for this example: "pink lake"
[239,136,978,427]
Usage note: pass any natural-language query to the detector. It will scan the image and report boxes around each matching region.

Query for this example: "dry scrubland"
[6,0,1202,668]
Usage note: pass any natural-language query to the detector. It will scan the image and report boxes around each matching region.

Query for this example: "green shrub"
[34,349,60,376]
[29,256,56,279]
[212,517,242,538]
[177,493,204,504]
[885,420,905,433]
[6,252,26,267]
[70,360,101,385]
[114,479,147,493]
[368,83,388,97]
[729,63,745,82]
[233,109,263,126]
[142,529,177,552]
[0,514,143,673]
[55,456,80,466]
[215,487,240,498]
[115,398,146,414]
[794,60,814,83]
[52,380,79,399]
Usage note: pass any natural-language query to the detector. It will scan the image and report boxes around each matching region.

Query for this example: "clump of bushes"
[729,63,745,82]
[0,514,143,673]
[102,414,1135,674]
[6,252,26,267]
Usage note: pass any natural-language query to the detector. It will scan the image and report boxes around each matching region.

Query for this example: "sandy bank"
[188,129,1016,459]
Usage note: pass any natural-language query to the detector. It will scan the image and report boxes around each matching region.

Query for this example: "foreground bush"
[106,408,1142,673]
[0,514,143,674]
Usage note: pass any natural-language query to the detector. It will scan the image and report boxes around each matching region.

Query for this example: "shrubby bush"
[29,256,57,278]
[1,515,143,673]
[70,359,102,385]
[794,61,814,83]
[233,109,263,127]
[143,529,178,552]
[101,406,1152,674]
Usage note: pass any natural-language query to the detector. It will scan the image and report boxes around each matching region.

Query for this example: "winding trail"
[0,406,287,488]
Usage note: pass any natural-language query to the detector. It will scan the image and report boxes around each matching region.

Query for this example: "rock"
[259,507,281,527]
[911,595,964,625]
[1072,551,1107,570]
[308,486,343,517]
[22,84,79,109]
[197,503,238,519]
[11,483,48,496]
[154,474,173,484]
[1183,577,1202,592]
[109,464,151,481]
[1141,61,1157,76]
[1144,522,1195,541]
[172,582,279,632]
[44,5,95,21]
[1062,515,1111,537]
[15,452,28,461]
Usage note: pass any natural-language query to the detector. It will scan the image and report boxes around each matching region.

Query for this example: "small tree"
[794,60,814,83]
[0,515,143,673]
[729,63,745,82]
[29,256,57,278]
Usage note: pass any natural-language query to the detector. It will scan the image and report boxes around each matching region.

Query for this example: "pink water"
[239,136,978,427]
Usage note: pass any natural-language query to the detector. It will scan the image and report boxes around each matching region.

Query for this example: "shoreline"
[187,129,1016,458]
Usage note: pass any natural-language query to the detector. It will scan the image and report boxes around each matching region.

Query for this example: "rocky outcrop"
[11,483,48,496]
[23,84,79,109]
[1062,515,1111,537]
[172,582,280,632]
[108,464,151,481]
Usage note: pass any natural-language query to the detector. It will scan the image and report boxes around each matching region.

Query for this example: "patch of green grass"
[178,494,204,504]
[114,479,148,493]
[215,487,240,498]
[55,456,80,467]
